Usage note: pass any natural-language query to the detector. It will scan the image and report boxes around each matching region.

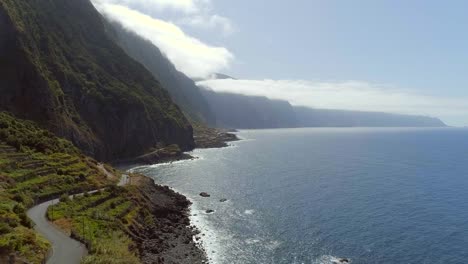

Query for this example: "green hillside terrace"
[0,112,112,263]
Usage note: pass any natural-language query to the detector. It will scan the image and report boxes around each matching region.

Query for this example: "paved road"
[27,167,128,264]
[27,198,87,264]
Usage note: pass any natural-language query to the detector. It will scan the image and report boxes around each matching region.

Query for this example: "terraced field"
[47,187,142,264]
[0,113,201,264]
[0,141,114,262]
[0,112,113,263]
[0,142,110,204]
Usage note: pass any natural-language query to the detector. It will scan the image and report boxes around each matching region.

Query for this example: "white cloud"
[93,0,206,14]
[95,3,234,78]
[93,0,233,35]
[197,79,468,126]
[179,14,235,36]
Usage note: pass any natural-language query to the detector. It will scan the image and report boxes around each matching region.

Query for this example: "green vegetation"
[0,113,112,263]
[0,0,194,161]
[109,20,216,125]
[47,186,148,264]
[0,112,78,155]
[0,179,50,264]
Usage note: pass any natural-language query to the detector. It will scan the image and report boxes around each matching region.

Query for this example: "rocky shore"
[117,126,239,166]
[193,125,239,149]
[125,126,239,263]
[129,175,208,264]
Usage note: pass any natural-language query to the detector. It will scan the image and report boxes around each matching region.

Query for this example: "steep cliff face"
[294,107,447,127]
[0,0,194,160]
[201,89,298,129]
[107,21,216,125]
[199,87,446,129]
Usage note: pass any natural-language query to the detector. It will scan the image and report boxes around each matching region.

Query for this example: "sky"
[92,0,468,126]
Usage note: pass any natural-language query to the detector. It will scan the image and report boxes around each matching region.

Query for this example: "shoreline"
[127,128,241,264]
[115,128,240,168]
[129,175,209,264]
[188,198,223,264]
[132,174,221,264]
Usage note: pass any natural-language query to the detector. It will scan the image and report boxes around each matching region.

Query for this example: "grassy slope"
[0,112,112,263]
[47,186,144,264]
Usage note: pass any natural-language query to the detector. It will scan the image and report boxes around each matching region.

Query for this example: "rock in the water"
[199,192,211,197]
[332,258,350,264]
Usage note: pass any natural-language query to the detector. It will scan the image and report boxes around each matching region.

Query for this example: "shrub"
[79,173,86,181]
[0,223,12,235]
[12,204,25,214]
[59,194,70,203]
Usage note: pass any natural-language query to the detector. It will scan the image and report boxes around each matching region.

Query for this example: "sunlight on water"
[131,128,468,264]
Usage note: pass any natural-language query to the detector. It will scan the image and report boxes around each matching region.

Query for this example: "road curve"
[27,198,87,264]
[26,168,127,264]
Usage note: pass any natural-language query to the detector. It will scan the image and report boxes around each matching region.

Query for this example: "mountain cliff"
[201,89,298,128]
[198,86,445,128]
[106,20,216,125]
[294,107,446,127]
[0,0,194,161]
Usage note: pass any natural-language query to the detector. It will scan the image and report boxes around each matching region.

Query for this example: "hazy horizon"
[92,0,468,126]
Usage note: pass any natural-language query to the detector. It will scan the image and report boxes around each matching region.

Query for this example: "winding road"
[26,166,129,264]
[27,198,87,264]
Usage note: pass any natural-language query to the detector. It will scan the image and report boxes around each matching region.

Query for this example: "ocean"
[131,128,468,264]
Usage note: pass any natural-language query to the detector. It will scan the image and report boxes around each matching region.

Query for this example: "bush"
[19,212,32,228]
[59,194,70,203]
[12,204,25,214]
[79,173,86,181]
[0,223,12,235]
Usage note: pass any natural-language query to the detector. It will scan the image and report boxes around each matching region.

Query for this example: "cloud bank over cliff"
[93,0,234,78]
[198,79,468,126]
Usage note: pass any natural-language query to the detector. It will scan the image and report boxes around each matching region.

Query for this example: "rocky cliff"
[0,0,194,161]
[106,20,216,126]
[201,89,298,129]
[294,107,447,127]
[198,87,446,129]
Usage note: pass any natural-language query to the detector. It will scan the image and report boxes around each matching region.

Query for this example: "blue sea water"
[131,128,468,264]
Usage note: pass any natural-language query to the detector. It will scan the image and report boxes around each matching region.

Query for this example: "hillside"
[201,89,298,129]
[106,20,216,125]
[0,0,194,161]
[47,175,206,264]
[0,112,112,263]
[198,88,445,129]
[0,112,206,264]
